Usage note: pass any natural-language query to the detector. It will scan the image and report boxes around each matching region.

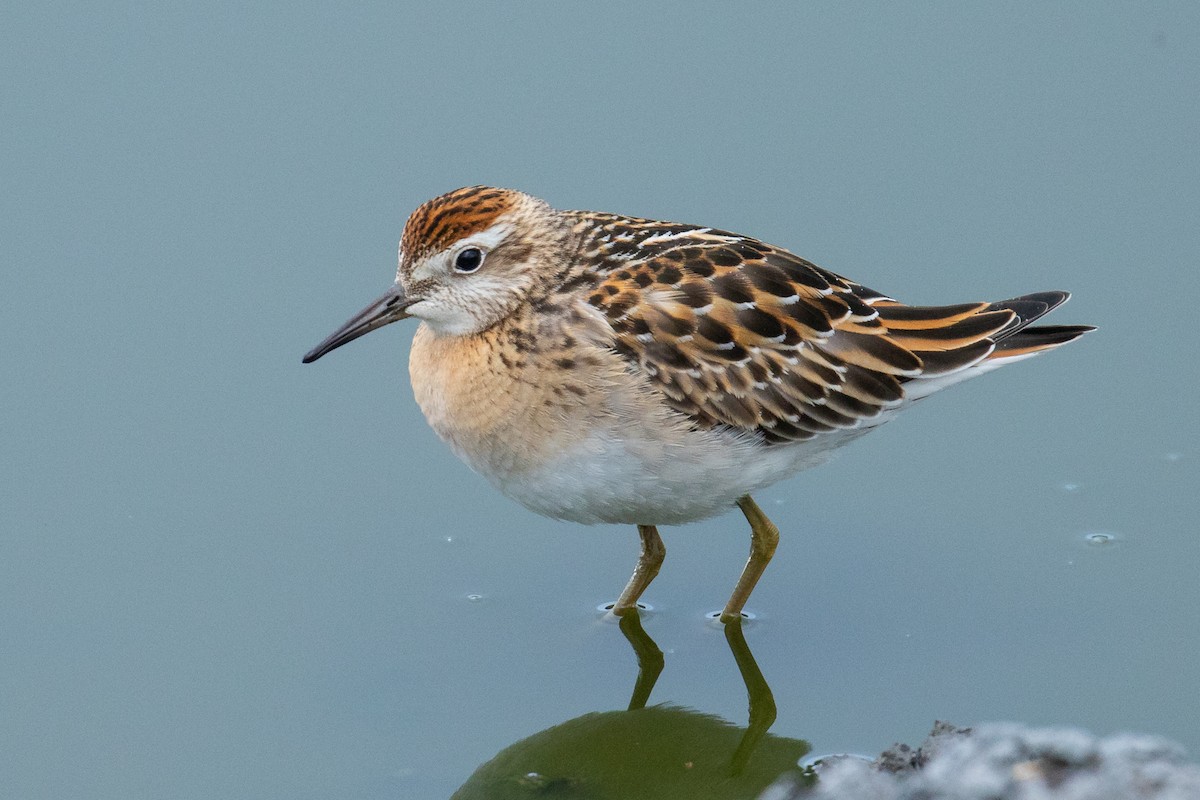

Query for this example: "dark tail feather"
[992,324,1096,358]
[985,292,1095,359]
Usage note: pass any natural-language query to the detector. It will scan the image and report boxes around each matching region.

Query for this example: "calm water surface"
[4,3,1198,798]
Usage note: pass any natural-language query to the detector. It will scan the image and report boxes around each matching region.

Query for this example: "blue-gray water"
[4,3,1198,798]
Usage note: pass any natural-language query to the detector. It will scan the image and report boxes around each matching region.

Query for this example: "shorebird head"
[302,186,562,363]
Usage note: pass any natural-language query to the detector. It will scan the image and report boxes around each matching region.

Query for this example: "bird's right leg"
[720,495,780,623]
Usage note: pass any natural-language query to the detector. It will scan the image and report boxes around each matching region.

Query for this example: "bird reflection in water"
[451,612,811,798]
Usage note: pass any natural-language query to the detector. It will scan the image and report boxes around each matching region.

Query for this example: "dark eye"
[453,247,484,273]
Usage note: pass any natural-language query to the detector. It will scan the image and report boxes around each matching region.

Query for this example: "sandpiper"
[303,186,1092,622]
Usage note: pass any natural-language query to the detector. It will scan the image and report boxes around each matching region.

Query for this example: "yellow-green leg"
[720,495,780,623]
[611,524,666,616]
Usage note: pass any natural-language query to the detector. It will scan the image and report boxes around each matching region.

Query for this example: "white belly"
[488,418,866,526]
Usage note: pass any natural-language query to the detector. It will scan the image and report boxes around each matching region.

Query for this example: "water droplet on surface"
[1083,531,1120,546]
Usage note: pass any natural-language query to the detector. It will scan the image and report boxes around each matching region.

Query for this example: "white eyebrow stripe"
[455,220,515,252]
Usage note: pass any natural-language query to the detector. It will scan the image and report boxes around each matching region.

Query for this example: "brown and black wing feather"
[579,220,1091,443]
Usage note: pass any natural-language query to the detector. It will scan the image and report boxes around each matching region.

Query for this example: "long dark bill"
[302,283,415,363]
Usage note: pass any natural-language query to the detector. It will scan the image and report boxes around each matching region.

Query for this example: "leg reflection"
[725,617,778,776]
[617,608,665,711]
[614,611,780,777]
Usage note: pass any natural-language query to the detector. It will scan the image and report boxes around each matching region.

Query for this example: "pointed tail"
[985,291,1095,362]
